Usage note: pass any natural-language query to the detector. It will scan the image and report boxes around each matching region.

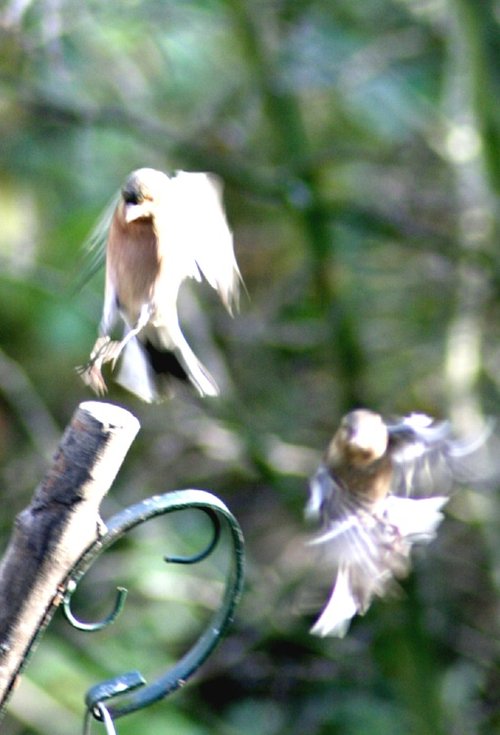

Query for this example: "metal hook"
[64,505,221,630]
[63,580,128,632]
[84,672,146,735]
[164,508,221,564]
[67,489,244,723]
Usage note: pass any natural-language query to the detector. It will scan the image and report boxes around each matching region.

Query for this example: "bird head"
[120,168,170,224]
[326,409,389,467]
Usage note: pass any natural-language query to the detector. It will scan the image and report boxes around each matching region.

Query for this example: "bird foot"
[76,336,122,395]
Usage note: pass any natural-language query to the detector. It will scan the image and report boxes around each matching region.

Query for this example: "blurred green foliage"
[0,0,499,733]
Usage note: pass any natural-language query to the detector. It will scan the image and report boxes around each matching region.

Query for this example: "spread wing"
[165,171,242,313]
[387,413,497,497]
[72,191,120,293]
[307,465,401,573]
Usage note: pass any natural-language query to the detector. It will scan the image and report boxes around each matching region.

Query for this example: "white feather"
[116,337,157,403]
[383,495,448,540]
[310,566,358,638]
[161,171,241,311]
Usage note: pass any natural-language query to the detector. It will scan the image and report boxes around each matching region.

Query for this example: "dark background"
[0,1,499,733]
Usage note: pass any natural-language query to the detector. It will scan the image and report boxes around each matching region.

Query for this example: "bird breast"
[334,455,393,505]
[107,216,164,319]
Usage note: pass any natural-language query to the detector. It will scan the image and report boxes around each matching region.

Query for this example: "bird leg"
[107,304,152,370]
[76,336,122,394]
[77,305,152,394]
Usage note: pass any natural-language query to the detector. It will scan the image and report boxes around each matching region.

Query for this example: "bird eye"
[122,189,140,205]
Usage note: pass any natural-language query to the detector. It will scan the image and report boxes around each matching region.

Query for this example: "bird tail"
[146,333,220,398]
[310,564,359,638]
[310,540,400,638]
[115,333,219,402]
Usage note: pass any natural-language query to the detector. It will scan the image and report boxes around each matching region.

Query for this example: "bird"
[306,409,493,637]
[77,167,242,402]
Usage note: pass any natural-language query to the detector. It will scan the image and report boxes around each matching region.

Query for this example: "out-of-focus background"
[1,1,499,733]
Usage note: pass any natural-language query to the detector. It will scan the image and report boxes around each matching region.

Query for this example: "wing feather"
[388,414,497,497]
[72,192,120,292]
[164,171,242,312]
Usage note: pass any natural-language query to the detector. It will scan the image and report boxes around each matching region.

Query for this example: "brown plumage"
[307,409,492,637]
[78,168,241,401]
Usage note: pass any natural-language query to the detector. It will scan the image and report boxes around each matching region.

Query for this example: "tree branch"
[0,401,140,714]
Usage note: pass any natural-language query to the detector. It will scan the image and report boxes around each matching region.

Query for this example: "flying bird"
[78,167,241,402]
[306,409,493,637]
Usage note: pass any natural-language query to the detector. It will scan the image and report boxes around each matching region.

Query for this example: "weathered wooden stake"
[0,401,140,712]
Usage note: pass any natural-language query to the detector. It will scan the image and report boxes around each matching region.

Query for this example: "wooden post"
[0,401,140,712]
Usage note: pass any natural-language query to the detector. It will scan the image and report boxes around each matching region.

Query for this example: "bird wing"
[307,465,394,573]
[164,171,242,313]
[388,413,496,497]
[72,192,120,293]
[307,469,410,636]
[306,464,335,520]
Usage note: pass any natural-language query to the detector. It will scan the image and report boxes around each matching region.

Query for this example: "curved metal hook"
[64,501,221,630]
[84,672,145,734]
[65,489,244,724]
[164,508,221,565]
[63,580,128,632]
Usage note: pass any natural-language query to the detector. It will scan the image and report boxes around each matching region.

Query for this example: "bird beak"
[345,424,367,450]
[348,422,386,455]
[124,202,152,224]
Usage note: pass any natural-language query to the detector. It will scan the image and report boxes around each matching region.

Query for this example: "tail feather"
[115,333,219,401]
[167,335,219,397]
[143,340,189,382]
[310,566,358,638]
[115,337,158,402]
